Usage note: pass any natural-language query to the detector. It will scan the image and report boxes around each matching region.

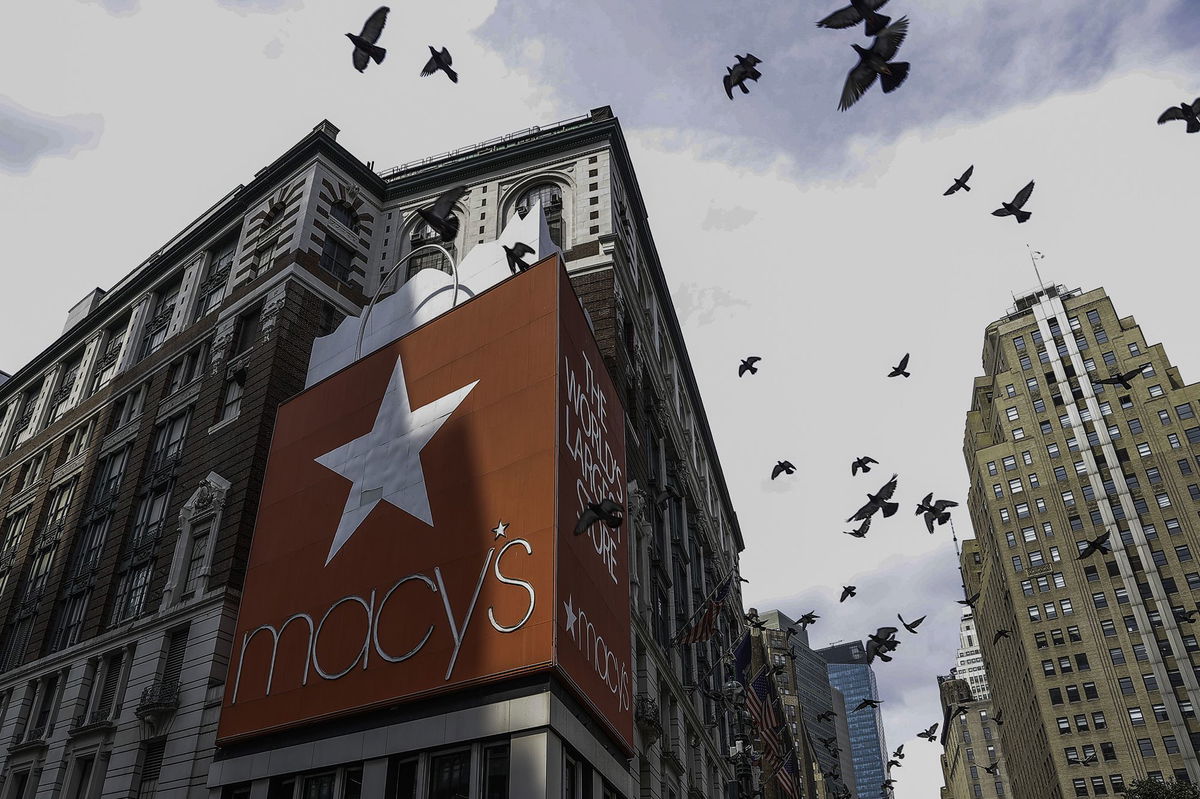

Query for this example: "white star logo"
[563,594,578,640]
[314,355,478,565]
[492,520,509,539]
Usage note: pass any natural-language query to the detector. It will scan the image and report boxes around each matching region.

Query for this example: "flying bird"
[1174,608,1198,625]
[573,499,624,536]
[416,185,468,243]
[840,585,857,602]
[1158,98,1200,133]
[958,591,980,608]
[852,455,879,475]
[817,710,837,722]
[994,709,1004,726]
[1079,752,1098,766]
[867,627,900,663]
[824,767,842,780]
[992,629,1012,644]
[916,493,958,533]
[893,744,905,759]
[847,474,900,522]
[421,46,458,83]
[917,723,939,741]
[818,735,837,749]
[502,242,535,275]
[1077,531,1112,560]
[772,460,796,480]
[944,165,974,196]
[1093,367,1143,390]
[816,0,891,36]
[992,180,1036,224]
[346,7,389,73]
[723,54,763,99]
[888,353,910,378]
[853,698,882,711]
[898,614,926,634]
[798,611,820,628]
[844,518,872,538]
[838,16,910,112]
[739,356,762,377]
[949,705,969,718]
[887,759,902,770]
[983,763,1000,776]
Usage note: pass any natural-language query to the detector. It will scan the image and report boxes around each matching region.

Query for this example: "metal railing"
[137,680,181,715]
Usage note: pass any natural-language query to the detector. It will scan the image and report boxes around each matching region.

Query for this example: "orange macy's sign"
[217,258,633,753]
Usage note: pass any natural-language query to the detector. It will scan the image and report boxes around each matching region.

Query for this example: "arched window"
[405,219,457,280]
[516,184,563,248]
[330,203,356,230]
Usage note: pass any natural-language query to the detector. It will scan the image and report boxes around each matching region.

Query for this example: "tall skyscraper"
[819,640,888,799]
[963,284,1200,799]
[956,541,991,702]
[760,609,857,798]
[0,109,751,798]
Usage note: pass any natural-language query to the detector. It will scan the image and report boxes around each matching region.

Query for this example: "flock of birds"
[334,5,1200,798]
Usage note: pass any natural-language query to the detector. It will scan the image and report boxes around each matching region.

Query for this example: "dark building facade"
[819,641,888,799]
[0,109,751,798]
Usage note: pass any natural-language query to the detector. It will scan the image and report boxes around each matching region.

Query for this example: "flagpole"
[1026,243,1046,291]
[670,567,741,647]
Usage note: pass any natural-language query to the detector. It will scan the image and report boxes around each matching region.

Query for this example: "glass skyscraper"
[820,640,889,799]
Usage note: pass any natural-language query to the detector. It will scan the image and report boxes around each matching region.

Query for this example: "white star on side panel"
[314,355,478,565]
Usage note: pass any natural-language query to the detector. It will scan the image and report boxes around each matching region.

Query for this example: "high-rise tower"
[819,640,888,799]
[963,284,1200,799]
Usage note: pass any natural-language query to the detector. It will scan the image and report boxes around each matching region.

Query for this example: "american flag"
[732,630,752,683]
[673,572,735,646]
[776,750,801,799]
[747,667,785,767]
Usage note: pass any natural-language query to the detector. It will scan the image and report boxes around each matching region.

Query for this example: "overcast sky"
[3,2,1200,797]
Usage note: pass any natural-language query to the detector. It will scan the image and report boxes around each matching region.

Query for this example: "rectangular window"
[1073,779,1087,797]
[1061,598,1074,614]
[1092,592,1108,608]
[319,235,354,282]
[1009,477,1024,493]
[988,461,998,475]
[1003,456,1017,471]
[1179,459,1193,476]
[1029,605,1041,622]
[1128,707,1145,725]
[1137,738,1155,757]
[1156,492,1172,508]
[1093,711,1106,729]
[1160,409,1173,425]
[1017,502,1030,518]
[1067,625,1081,642]
[1109,648,1126,665]
[1013,556,1024,572]
[1177,403,1196,420]
[1130,418,1143,434]
[1083,682,1098,699]
[1059,717,1072,734]
[1021,355,1033,370]
[1149,384,1165,398]
[234,304,262,355]
[1007,407,1020,421]
[219,378,244,423]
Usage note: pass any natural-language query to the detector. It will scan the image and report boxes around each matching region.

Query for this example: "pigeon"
[992,629,1012,644]
[816,0,891,36]
[1080,752,1098,766]
[994,709,1004,726]
[723,54,763,99]
[893,745,905,759]
[958,591,980,608]
[844,518,872,538]
[839,16,910,112]
[944,165,974,196]
[501,242,535,274]
[992,180,1036,224]
[867,627,900,663]
[1076,531,1112,560]
[840,585,857,602]
[887,759,902,770]
[888,353,910,378]
[772,460,796,480]
[983,763,1000,776]
[853,698,882,711]
[739,356,762,377]
[917,723,939,741]
[948,705,969,718]
[1158,98,1200,133]
[852,456,879,475]
[416,185,468,243]
[1093,367,1143,390]
[745,610,767,630]
[798,611,821,628]
[818,735,838,749]
[421,46,458,83]
[1066,753,1081,766]
[817,710,837,722]
[346,7,389,73]
[847,474,900,522]
[573,499,624,536]
[1174,608,1198,625]
[916,493,958,533]
[898,614,926,634]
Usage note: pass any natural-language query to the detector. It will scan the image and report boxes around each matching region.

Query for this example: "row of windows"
[1070,774,1126,797]
[1041,653,1091,675]
[1027,599,1074,621]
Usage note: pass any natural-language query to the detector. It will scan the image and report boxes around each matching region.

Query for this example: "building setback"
[962,284,1200,799]
[0,108,752,798]
[818,641,888,799]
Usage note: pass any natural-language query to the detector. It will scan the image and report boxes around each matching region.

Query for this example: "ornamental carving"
[209,319,238,375]
[628,488,652,530]
[259,285,288,342]
[634,694,663,746]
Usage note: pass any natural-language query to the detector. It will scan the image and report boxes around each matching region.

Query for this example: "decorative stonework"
[258,284,289,342]
[628,487,652,531]
[208,318,238,376]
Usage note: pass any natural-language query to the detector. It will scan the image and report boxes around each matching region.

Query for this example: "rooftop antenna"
[1026,244,1047,292]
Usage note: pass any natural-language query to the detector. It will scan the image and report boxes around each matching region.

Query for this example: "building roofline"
[1,120,380,405]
